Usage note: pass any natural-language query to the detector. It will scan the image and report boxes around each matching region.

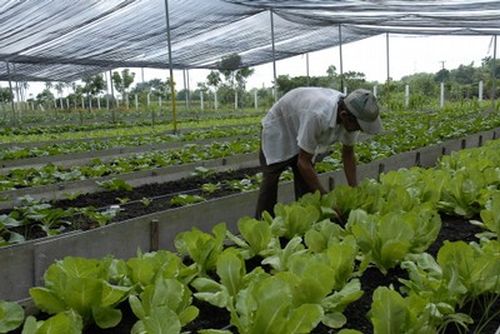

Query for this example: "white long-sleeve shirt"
[261,87,358,165]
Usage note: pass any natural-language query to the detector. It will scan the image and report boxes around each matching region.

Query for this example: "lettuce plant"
[346,209,414,274]
[174,223,226,275]
[271,203,320,239]
[0,300,24,333]
[29,257,131,329]
[477,191,500,238]
[126,250,197,289]
[128,277,199,334]
[226,216,273,259]
[370,287,472,334]
[21,310,83,334]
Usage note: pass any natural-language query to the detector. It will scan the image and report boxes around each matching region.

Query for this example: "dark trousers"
[255,149,310,219]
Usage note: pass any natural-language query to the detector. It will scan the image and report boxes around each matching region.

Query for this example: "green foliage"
[96,178,133,192]
[169,194,205,207]
[22,310,83,334]
[175,223,227,275]
[30,257,130,328]
[0,300,24,333]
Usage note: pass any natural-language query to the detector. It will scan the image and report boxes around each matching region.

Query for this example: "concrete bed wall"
[1,128,498,302]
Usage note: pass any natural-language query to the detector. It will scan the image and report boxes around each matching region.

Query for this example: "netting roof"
[1,0,500,82]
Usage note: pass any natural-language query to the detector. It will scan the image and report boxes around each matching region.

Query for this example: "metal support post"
[183,69,188,110]
[5,61,16,125]
[339,24,344,93]
[479,80,483,101]
[254,90,258,110]
[270,9,278,102]
[164,0,177,132]
[135,94,139,111]
[492,35,497,109]
[186,69,191,110]
[200,91,204,111]
[306,53,310,86]
[373,85,378,97]
[440,82,445,108]
[386,32,390,85]
[404,84,410,108]
[214,90,218,110]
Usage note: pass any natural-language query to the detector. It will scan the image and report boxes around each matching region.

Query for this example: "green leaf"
[216,249,244,297]
[286,304,323,334]
[129,295,146,320]
[21,316,38,334]
[322,312,346,329]
[100,281,130,307]
[370,287,408,334]
[178,305,199,326]
[0,300,24,333]
[92,306,122,329]
[37,310,83,334]
[30,287,66,314]
[142,306,181,334]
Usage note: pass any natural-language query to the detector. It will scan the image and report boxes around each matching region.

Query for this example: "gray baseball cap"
[344,89,382,134]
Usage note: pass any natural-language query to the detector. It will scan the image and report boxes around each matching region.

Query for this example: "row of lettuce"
[0,115,261,144]
[1,135,499,334]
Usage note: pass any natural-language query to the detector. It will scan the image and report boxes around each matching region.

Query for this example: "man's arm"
[342,144,357,187]
[297,149,327,195]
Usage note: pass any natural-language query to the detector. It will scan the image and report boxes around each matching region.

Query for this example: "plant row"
[1,137,499,333]
[0,125,259,161]
[0,115,261,145]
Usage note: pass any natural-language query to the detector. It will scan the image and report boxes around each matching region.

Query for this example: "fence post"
[404,84,410,108]
[135,94,138,112]
[81,96,85,109]
[479,80,483,101]
[440,82,445,108]
[200,91,204,111]
[66,98,69,109]
[214,90,218,110]
[254,90,258,110]
[89,96,92,111]
[97,97,101,110]
[234,91,238,110]
[373,85,378,97]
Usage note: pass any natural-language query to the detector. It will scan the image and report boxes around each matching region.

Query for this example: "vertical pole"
[200,91,204,111]
[97,97,101,110]
[6,61,16,125]
[147,92,151,107]
[126,94,129,109]
[270,9,278,102]
[60,97,63,109]
[135,94,138,111]
[81,96,85,108]
[164,0,177,132]
[404,84,410,108]
[141,67,145,83]
[183,69,188,110]
[492,35,497,109]
[105,71,110,111]
[89,96,92,111]
[373,85,378,97]
[254,89,258,110]
[234,90,238,110]
[214,90,218,110]
[440,82,445,108]
[386,32,390,85]
[186,69,191,110]
[339,24,344,93]
[13,64,20,113]
[479,80,483,101]
[66,98,69,109]
[109,70,116,123]
[306,53,310,86]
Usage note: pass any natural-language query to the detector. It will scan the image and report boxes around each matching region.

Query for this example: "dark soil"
[4,166,262,241]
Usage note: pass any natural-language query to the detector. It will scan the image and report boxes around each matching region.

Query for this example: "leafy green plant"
[174,223,227,275]
[226,216,273,259]
[128,277,199,334]
[78,206,121,227]
[0,214,24,246]
[201,182,221,194]
[29,257,131,329]
[170,194,205,207]
[271,203,321,239]
[22,310,83,334]
[0,300,24,333]
[139,197,152,207]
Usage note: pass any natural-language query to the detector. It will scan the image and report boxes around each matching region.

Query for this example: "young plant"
[29,257,131,329]
[22,310,83,334]
[0,300,24,333]
[170,194,205,207]
[96,178,133,192]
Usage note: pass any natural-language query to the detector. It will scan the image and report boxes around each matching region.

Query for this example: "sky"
[1,34,497,99]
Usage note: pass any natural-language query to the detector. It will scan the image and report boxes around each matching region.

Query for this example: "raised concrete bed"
[1,128,498,302]
[0,152,260,210]
[0,134,255,171]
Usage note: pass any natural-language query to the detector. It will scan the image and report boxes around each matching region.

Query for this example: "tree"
[112,69,135,101]
[82,74,105,96]
[36,89,55,105]
[217,54,254,107]
[0,87,13,103]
